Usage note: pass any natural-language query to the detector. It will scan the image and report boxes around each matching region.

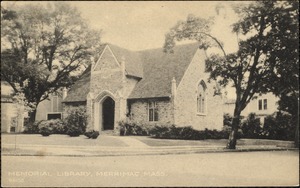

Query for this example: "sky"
[3,1,245,51]
[2,1,249,98]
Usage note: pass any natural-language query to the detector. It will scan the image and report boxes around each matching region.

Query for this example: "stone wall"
[88,45,139,131]
[128,98,174,125]
[175,49,223,130]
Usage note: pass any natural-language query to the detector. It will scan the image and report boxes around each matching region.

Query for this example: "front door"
[102,97,115,130]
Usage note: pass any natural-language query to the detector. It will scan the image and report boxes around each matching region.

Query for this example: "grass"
[132,136,294,147]
[1,134,294,148]
[134,136,228,147]
[2,134,128,147]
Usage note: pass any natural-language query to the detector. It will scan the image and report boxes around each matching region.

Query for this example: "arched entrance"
[102,97,115,130]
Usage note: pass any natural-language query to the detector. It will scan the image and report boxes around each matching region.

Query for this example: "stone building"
[62,43,224,132]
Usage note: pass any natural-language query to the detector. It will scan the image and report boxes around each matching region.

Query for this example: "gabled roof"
[128,42,201,99]
[63,42,202,102]
[108,44,143,78]
[63,66,91,103]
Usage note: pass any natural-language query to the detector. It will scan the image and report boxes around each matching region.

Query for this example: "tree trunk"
[295,120,299,148]
[29,109,37,123]
[227,115,241,149]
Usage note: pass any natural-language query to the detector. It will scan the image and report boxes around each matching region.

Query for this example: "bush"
[241,113,263,139]
[223,113,233,127]
[84,130,100,139]
[38,119,66,136]
[262,112,295,140]
[150,125,227,140]
[118,121,151,136]
[23,120,42,134]
[40,127,52,136]
[38,119,66,135]
[65,107,87,137]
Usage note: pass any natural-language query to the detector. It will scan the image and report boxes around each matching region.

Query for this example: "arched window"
[197,80,207,114]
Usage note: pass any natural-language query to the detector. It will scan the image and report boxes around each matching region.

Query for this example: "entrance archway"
[102,97,115,130]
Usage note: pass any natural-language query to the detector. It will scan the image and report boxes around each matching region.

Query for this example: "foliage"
[119,121,230,140]
[84,130,100,139]
[66,125,83,137]
[164,1,299,149]
[118,120,151,136]
[151,125,230,140]
[223,113,233,127]
[40,127,52,136]
[38,119,66,135]
[262,112,295,141]
[1,2,102,122]
[23,120,40,134]
[65,107,87,137]
[240,113,262,139]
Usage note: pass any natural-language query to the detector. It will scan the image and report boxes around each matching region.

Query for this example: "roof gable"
[128,42,201,99]
[108,44,143,78]
[63,42,202,102]
[63,66,91,103]
[93,45,120,71]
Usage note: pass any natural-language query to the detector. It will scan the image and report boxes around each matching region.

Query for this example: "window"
[258,99,267,110]
[148,101,158,121]
[197,81,207,114]
[263,99,267,110]
[258,100,262,110]
[47,113,62,120]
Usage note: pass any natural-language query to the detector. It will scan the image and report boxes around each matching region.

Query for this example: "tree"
[164,1,299,149]
[1,2,102,122]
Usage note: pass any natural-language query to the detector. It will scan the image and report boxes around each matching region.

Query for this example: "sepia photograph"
[1,1,299,187]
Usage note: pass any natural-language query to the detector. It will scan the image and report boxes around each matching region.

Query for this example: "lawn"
[134,136,228,147]
[1,134,294,148]
[133,136,294,148]
[2,134,128,147]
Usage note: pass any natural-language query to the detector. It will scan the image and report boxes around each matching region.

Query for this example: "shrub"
[118,120,151,136]
[66,125,82,137]
[150,124,229,140]
[262,112,295,140]
[40,127,52,136]
[65,107,87,137]
[223,113,233,127]
[119,121,236,140]
[37,119,66,135]
[221,125,242,139]
[241,113,263,139]
[84,130,100,139]
[23,120,42,134]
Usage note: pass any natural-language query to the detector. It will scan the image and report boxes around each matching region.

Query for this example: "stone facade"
[86,46,138,131]
[128,98,174,125]
[174,49,223,130]
[63,43,225,133]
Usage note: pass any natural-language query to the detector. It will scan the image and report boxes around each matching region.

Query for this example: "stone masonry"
[174,49,223,130]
